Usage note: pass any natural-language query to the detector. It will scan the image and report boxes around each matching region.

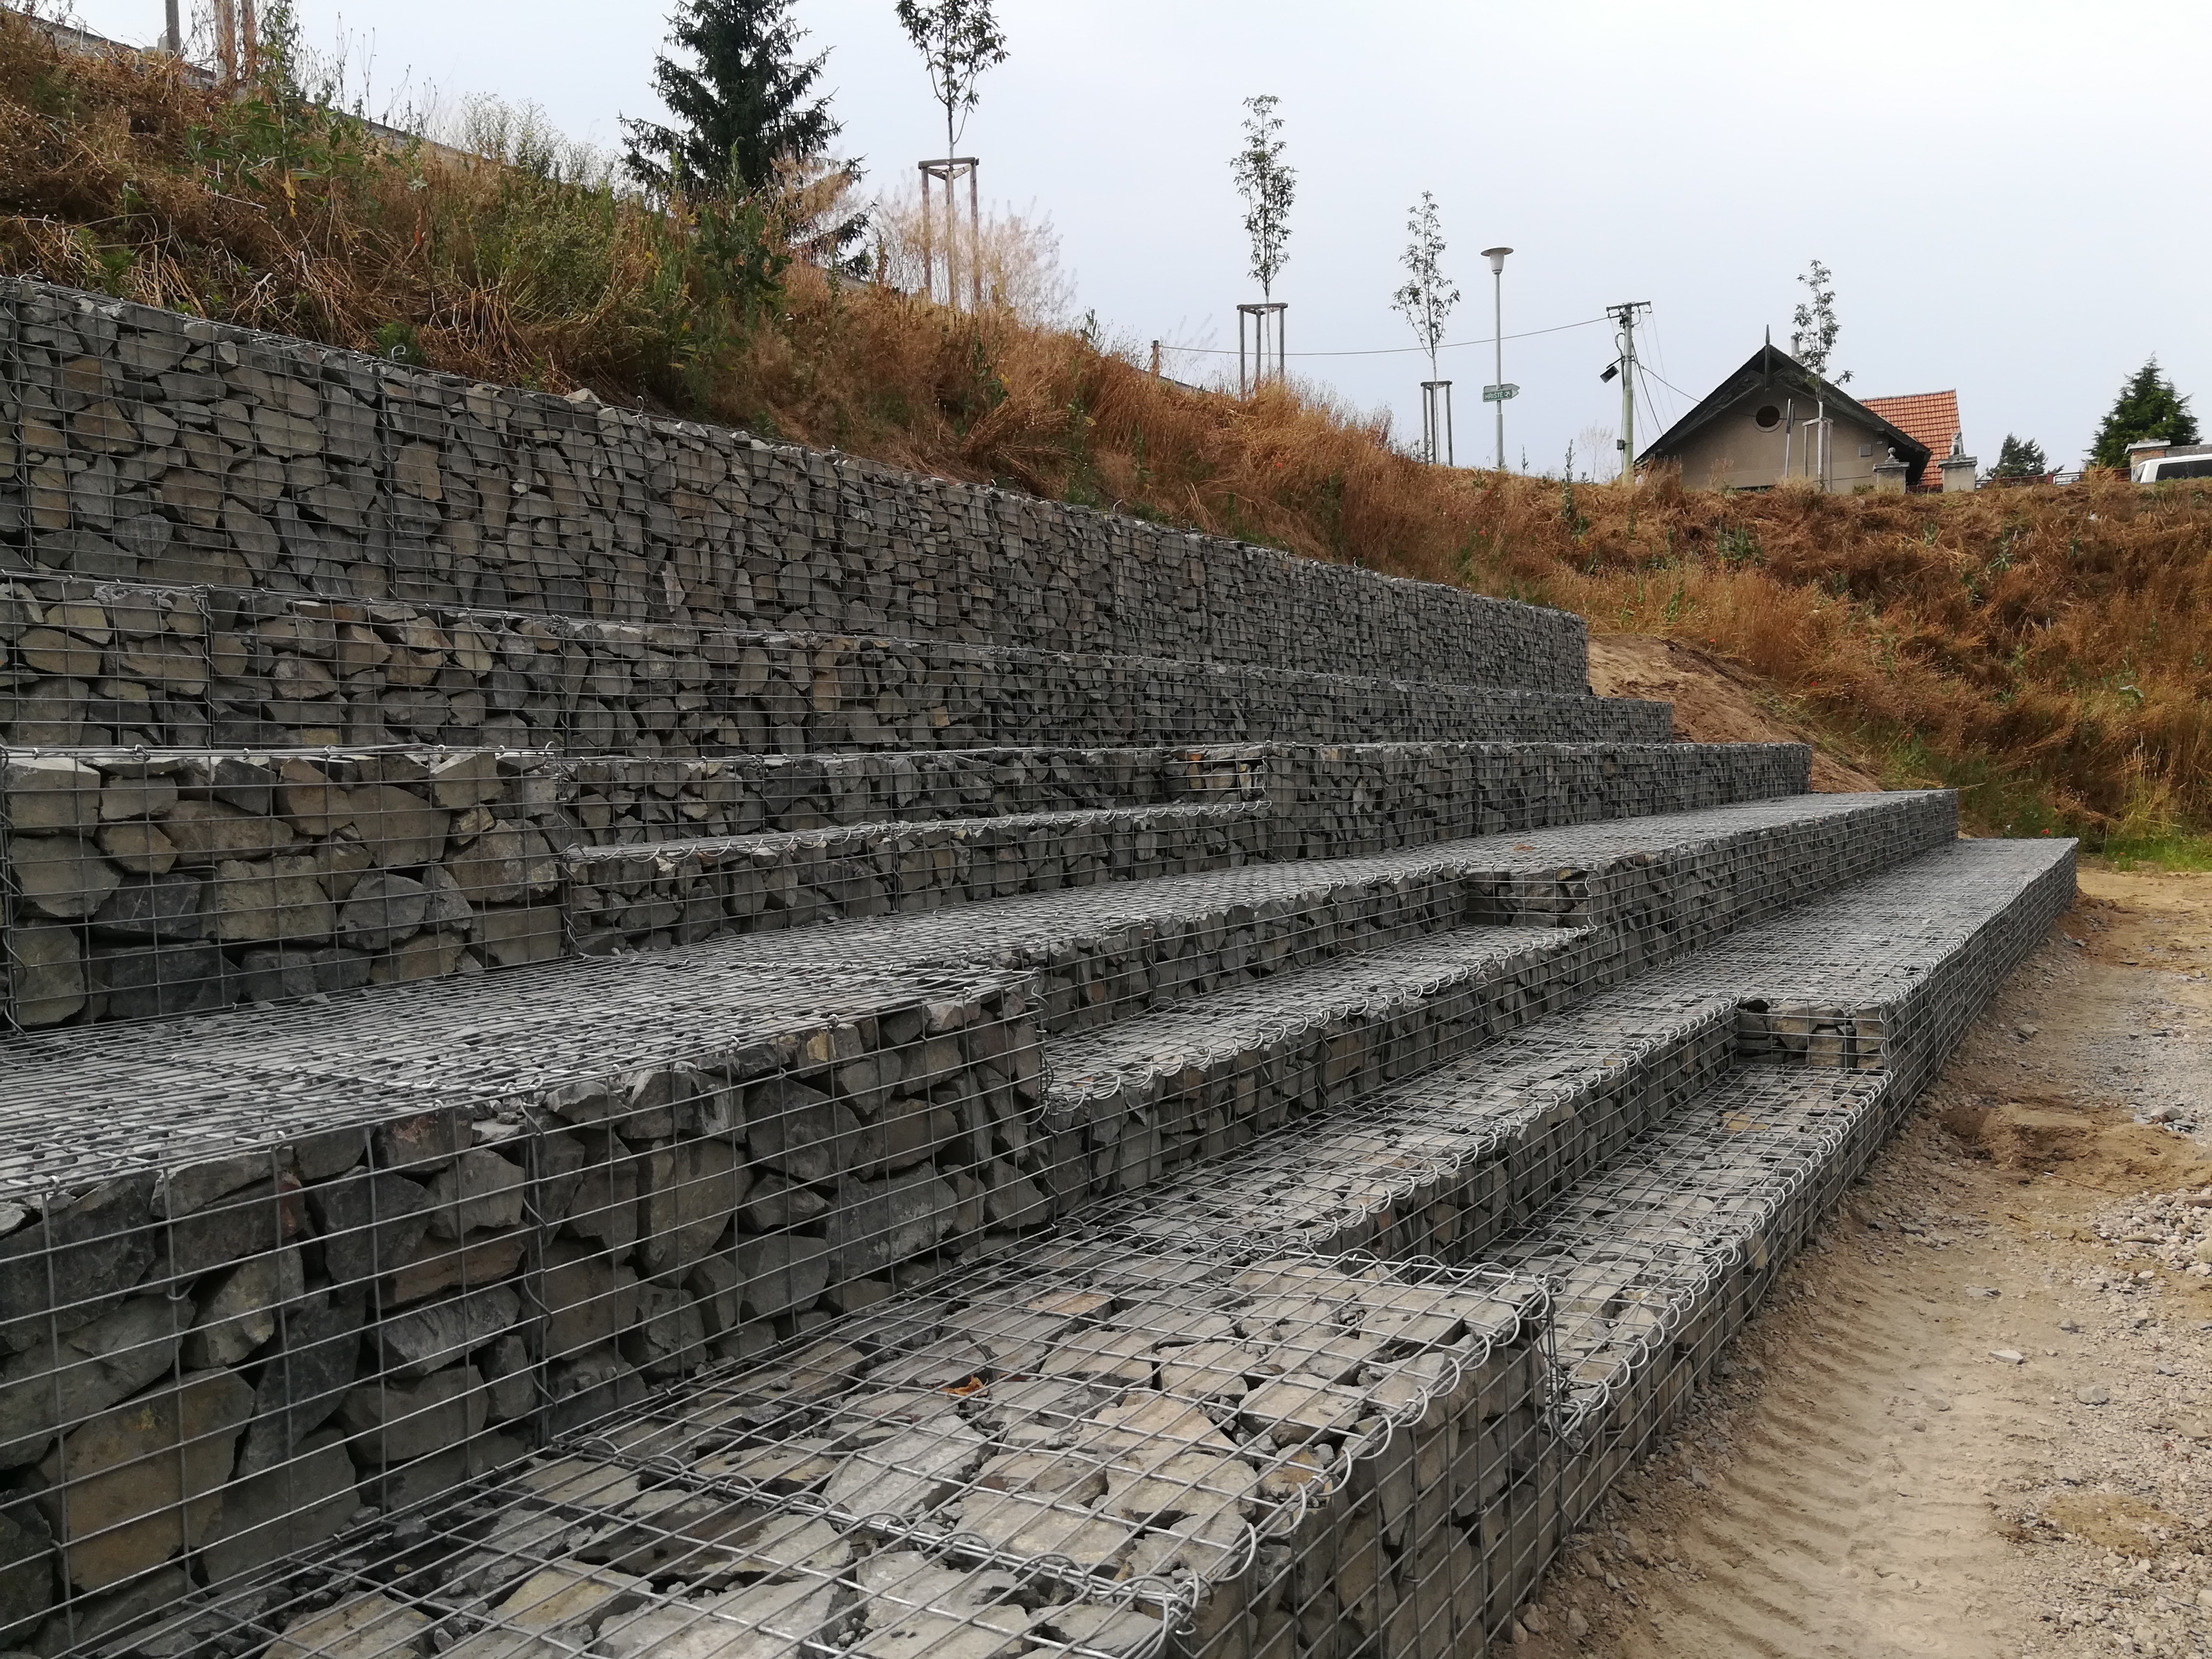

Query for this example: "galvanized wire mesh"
[2,752,1947,1031]
[53,1236,1551,1659]
[1,275,1589,692]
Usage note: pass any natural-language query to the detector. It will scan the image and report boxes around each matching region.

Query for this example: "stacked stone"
[1,279,1583,691]
[103,1240,1550,1659]
[0,276,2087,1659]
[1,573,1660,757]
[2,745,1823,1031]
[0,945,1054,1645]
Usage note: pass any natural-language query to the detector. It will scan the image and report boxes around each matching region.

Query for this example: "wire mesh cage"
[51,1235,1553,1659]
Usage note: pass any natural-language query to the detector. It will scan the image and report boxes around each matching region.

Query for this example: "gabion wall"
[0,575,1660,757]
[0,279,1587,693]
[79,1239,1554,1659]
[2,741,1811,1030]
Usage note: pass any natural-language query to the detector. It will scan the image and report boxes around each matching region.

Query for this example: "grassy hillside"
[5,10,2210,856]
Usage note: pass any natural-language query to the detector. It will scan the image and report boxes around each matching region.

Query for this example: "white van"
[2133,450,2212,482]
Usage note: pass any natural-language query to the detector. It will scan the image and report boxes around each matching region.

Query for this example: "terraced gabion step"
[1033,926,1604,1218]
[564,801,1275,952]
[1104,987,1740,1265]
[0,571,1662,755]
[6,273,1589,692]
[85,1239,1551,1659]
[772,790,1960,1035]
[0,940,1046,1615]
[1486,1064,1895,1527]
[1266,739,1808,859]
[1097,837,2075,1275]
[0,741,1816,1030]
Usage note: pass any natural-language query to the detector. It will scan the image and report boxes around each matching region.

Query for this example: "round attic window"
[1753,404,1783,430]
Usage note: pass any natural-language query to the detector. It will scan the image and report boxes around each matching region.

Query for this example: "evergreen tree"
[2089,357,2200,469]
[1990,434,2049,481]
[622,0,846,201]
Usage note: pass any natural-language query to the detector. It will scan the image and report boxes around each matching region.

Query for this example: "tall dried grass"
[4,7,2209,844]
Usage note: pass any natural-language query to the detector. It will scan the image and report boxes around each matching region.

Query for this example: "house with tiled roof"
[1638,345,1976,493]
[1861,391,1965,483]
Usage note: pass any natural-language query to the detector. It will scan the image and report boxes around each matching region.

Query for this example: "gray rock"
[634,1140,744,1275]
[0,1501,52,1646]
[0,1176,157,1351]
[159,1173,304,1279]
[0,1297,180,1467]
[622,1284,705,1381]
[12,834,122,920]
[7,925,85,1027]
[546,1345,644,1435]
[3,756,99,832]
[336,871,428,952]
[423,1149,525,1240]
[307,1170,433,1289]
[338,1363,487,1464]
[234,1292,369,1475]
[182,1245,305,1369]
[86,941,232,1020]
[201,1427,359,1583]
[480,1332,536,1423]
[826,1168,958,1277]
[89,874,205,941]
[541,1241,642,1359]
[37,1367,254,1592]
[746,1082,857,1186]
[375,1284,522,1379]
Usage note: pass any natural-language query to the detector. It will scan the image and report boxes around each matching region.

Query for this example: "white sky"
[57,1,2212,473]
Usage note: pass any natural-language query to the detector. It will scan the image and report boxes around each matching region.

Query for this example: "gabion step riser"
[1,573,1651,755]
[2,743,1813,1031]
[76,1240,1549,1659]
[1101,995,1743,1267]
[4,274,1588,691]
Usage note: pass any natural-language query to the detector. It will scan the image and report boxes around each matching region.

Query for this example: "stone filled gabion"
[0,276,2082,1659]
[0,278,1584,691]
[0,750,1845,1031]
[98,1240,1551,1659]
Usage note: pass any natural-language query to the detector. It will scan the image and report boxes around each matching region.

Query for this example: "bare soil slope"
[1587,634,1881,793]
[1511,867,2212,1658]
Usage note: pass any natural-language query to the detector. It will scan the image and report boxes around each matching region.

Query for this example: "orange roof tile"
[1861,391,1961,461]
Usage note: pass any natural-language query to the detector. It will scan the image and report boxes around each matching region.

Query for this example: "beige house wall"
[1660,389,1912,492]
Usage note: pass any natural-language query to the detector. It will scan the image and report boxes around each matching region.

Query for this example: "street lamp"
[1481,247,1515,472]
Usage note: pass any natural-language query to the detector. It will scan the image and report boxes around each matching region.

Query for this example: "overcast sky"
[59,1,2212,473]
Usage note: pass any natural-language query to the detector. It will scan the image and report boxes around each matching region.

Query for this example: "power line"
[1166,314,1609,360]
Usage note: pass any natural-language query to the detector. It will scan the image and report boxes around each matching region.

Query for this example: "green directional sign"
[1482,383,1520,402]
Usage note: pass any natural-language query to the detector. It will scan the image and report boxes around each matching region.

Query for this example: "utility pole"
[1481,248,1515,471]
[162,0,180,54]
[1607,300,1651,484]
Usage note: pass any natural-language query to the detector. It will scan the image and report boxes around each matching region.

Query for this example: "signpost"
[1482,384,1519,403]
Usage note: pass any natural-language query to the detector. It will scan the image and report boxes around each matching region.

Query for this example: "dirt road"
[1511,866,2212,1658]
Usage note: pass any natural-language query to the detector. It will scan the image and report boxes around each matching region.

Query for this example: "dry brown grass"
[5,8,2211,845]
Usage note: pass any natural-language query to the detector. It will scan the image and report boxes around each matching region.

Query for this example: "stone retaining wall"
[1,742,1807,1030]
[1,575,1651,756]
[0,278,1586,692]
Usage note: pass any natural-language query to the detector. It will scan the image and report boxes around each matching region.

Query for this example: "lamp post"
[1481,247,1514,472]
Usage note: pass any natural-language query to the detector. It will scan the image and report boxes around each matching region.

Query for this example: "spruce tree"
[2088,357,2200,469]
[1990,434,2049,480]
[622,0,846,200]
